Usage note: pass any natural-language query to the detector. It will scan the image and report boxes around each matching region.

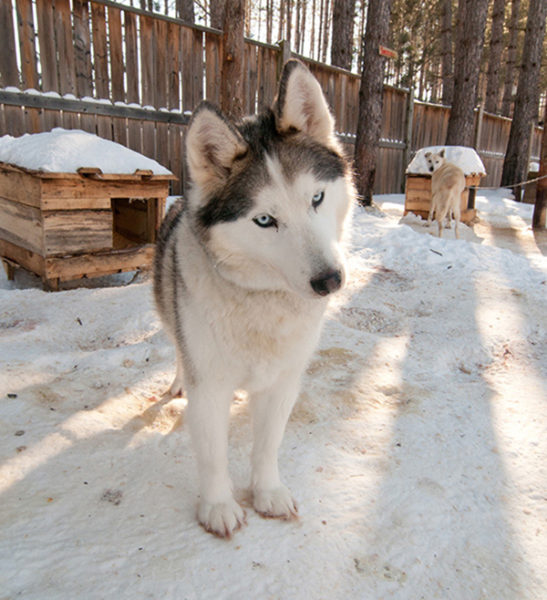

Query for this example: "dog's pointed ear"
[186,101,248,189]
[274,60,335,146]
[440,149,445,158]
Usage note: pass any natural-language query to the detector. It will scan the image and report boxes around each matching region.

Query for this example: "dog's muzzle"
[310,269,343,297]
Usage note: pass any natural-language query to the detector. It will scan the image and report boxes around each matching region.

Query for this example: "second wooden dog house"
[405,146,486,224]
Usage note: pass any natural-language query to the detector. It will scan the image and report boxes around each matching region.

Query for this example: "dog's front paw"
[197,499,246,538]
[253,486,298,520]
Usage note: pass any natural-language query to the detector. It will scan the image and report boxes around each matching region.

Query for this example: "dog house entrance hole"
[112,198,159,249]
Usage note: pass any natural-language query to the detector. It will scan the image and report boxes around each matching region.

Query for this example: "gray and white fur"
[154,59,354,537]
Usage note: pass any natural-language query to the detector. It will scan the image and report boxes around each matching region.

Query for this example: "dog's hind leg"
[250,370,301,520]
[453,200,461,239]
[186,382,246,537]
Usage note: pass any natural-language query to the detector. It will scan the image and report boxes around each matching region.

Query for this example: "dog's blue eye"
[253,214,277,228]
[312,191,324,209]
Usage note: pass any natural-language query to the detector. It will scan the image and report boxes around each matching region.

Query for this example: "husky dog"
[424,149,465,239]
[154,60,354,537]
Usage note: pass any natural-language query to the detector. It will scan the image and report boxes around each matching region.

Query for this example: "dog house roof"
[0,128,173,176]
[407,146,486,177]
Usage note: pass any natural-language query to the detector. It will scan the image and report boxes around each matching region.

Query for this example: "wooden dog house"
[405,172,482,224]
[0,162,175,290]
[404,146,486,225]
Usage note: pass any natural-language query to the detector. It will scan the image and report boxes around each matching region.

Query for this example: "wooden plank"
[140,14,155,106]
[112,115,128,147]
[53,0,76,96]
[0,196,43,254]
[181,26,193,112]
[73,0,93,98]
[168,123,184,195]
[40,178,169,200]
[0,0,19,87]
[156,122,169,179]
[127,118,143,154]
[0,238,46,278]
[91,4,109,99]
[108,6,124,102]
[124,10,139,104]
[167,22,181,110]
[15,0,39,89]
[154,18,168,109]
[191,28,204,109]
[43,209,113,255]
[44,244,155,281]
[41,196,111,210]
[0,168,42,207]
[205,31,221,105]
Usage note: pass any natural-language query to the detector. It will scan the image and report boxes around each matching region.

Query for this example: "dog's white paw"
[197,499,246,538]
[253,486,298,520]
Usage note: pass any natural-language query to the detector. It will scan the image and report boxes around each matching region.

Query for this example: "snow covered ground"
[1,191,545,599]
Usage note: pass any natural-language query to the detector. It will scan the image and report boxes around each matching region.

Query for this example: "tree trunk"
[501,0,547,199]
[440,0,453,106]
[331,0,356,70]
[176,0,194,22]
[501,0,521,117]
[301,0,307,56]
[445,0,489,147]
[321,0,331,63]
[484,0,505,114]
[220,0,245,120]
[533,100,547,229]
[210,0,225,29]
[354,0,392,206]
[317,0,324,60]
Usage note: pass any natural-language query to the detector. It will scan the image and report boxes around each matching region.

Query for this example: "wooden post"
[277,39,292,77]
[401,87,415,193]
[474,104,485,151]
[220,0,245,120]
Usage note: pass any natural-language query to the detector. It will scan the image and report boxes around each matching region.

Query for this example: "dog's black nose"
[310,269,343,296]
[429,166,434,172]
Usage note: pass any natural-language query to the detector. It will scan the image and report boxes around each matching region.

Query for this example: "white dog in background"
[424,148,465,239]
[153,60,354,537]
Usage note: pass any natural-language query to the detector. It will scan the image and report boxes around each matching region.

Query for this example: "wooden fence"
[0,0,542,196]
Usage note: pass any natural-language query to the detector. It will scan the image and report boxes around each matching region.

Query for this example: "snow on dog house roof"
[0,128,172,176]
[407,146,486,177]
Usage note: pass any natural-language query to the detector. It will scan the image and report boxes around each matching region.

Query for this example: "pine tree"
[445,0,489,146]
[354,0,393,205]
[501,0,547,198]
[484,0,505,114]
[331,0,356,70]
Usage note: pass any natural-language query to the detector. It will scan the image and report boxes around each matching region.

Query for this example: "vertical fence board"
[108,6,124,102]
[127,117,143,154]
[181,27,193,112]
[154,18,168,109]
[167,22,181,110]
[124,11,139,104]
[35,0,57,92]
[15,0,39,89]
[0,0,19,88]
[53,0,76,96]
[73,0,93,98]
[140,15,155,107]
[205,32,221,105]
[191,29,204,110]
[91,4,109,99]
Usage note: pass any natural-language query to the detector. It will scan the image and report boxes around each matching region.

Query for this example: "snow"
[407,145,486,176]
[1,190,546,599]
[0,129,172,175]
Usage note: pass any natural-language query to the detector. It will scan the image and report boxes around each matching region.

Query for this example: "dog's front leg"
[251,370,301,520]
[186,383,246,537]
